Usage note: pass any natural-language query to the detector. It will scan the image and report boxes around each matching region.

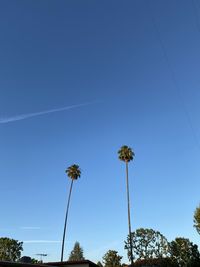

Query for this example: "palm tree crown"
[66,164,81,180]
[118,145,135,162]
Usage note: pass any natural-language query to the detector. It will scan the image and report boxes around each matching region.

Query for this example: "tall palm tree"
[118,145,135,266]
[61,164,81,262]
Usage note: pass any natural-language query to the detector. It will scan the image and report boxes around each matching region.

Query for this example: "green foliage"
[19,256,32,263]
[0,237,23,262]
[31,258,40,264]
[66,164,81,180]
[134,258,178,267]
[97,261,103,267]
[19,256,40,264]
[103,250,122,267]
[170,237,200,267]
[118,145,134,162]
[68,241,85,261]
[194,205,200,235]
[125,228,170,261]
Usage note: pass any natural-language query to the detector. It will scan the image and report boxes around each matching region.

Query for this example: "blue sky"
[0,0,200,263]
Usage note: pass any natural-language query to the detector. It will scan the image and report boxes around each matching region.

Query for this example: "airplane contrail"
[0,102,94,124]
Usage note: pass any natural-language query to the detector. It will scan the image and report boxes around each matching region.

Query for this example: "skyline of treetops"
[0,146,199,265]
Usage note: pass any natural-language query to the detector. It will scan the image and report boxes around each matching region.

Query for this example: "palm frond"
[66,164,81,180]
[118,145,135,162]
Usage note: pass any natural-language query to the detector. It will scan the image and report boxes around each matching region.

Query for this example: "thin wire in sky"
[145,0,200,151]
[191,0,200,34]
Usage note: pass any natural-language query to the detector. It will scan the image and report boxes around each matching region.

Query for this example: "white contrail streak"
[0,102,93,124]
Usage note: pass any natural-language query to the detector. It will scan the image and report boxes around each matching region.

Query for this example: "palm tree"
[118,145,135,266]
[61,164,81,262]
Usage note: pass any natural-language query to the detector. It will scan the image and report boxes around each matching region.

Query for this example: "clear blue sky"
[0,0,200,263]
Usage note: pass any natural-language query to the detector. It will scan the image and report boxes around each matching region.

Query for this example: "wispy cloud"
[0,102,95,124]
[23,240,60,244]
[20,226,41,230]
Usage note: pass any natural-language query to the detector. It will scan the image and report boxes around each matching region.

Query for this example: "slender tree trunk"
[126,162,134,266]
[61,179,74,262]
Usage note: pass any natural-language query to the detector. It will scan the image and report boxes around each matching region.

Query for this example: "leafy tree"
[31,258,40,264]
[19,256,32,263]
[125,228,170,261]
[61,164,81,262]
[118,145,135,266]
[194,205,200,235]
[97,261,103,267]
[134,258,178,267]
[19,256,40,264]
[170,237,200,267]
[68,241,85,261]
[103,250,122,267]
[0,237,23,261]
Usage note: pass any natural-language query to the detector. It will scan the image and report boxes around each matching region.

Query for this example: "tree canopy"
[0,237,23,262]
[134,258,178,267]
[19,256,32,263]
[125,228,170,261]
[97,261,103,267]
[118,145,134,163]
[170,237,200,267]
[68,241,85,261]
[103,250,122,267]
[194,205,200,235]
[19,256,40,264]
[66,164,81,180]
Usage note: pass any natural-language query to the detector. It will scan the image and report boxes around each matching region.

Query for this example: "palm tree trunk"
[61,179,74,262]
[126,161,134,266]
